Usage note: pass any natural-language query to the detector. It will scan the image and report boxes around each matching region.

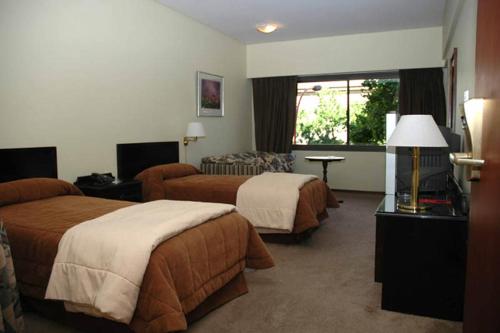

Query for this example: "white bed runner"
[45,200,235,324]
[236,172,317,232]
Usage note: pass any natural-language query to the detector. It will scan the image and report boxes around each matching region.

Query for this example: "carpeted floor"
[23,192,463,333]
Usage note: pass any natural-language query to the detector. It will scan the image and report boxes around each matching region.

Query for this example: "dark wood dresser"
[375,194,468,321]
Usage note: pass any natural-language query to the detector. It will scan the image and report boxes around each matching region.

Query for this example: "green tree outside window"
[295,79,399,145]
[350,79,399,145]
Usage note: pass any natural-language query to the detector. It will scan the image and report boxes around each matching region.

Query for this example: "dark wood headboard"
[116,141,179,180]
[0,146,58,182]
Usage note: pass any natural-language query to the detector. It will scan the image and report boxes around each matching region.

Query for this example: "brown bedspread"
[0,178,274,333]
[137,164,339,234]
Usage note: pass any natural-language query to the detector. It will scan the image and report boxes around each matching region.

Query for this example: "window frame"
[293,70,399,152]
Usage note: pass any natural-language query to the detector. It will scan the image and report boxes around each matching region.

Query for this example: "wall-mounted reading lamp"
[183,122,206,146]
[449,98,485,180]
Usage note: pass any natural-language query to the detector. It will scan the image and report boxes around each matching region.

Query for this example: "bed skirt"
[22,272,248,333]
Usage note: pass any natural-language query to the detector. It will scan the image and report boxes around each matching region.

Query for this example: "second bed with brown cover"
[136,163,339,234]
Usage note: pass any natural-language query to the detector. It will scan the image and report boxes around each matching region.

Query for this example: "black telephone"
[90,173,115,185]
[76,173,115,186]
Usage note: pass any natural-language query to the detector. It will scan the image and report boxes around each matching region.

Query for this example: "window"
[293,73,399,150]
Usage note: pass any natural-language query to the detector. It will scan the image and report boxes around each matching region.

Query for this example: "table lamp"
[386,115,448,212]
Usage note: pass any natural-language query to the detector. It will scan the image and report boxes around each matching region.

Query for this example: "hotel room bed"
[135,163,339,235]
[0,177,274,333]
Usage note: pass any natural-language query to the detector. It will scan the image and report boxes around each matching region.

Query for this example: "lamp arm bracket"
[183,136,198,146]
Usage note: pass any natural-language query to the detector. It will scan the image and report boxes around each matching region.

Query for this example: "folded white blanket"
[236,172,317,232]
[45,200,235,324]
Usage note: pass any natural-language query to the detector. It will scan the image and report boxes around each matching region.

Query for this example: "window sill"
[292,144,386,152]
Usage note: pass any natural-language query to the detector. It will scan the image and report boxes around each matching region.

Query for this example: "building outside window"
[294,73,399,150]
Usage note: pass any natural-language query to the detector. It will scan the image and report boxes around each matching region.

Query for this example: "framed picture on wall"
[197,71,224,117]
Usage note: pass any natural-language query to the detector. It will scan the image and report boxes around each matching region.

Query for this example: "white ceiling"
[158,0,446,44]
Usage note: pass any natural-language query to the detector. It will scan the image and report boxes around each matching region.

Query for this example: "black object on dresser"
[375,194,468,321]
[75,177,142,202]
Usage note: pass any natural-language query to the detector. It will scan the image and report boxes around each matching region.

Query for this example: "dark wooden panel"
[463,0,500,332]
[382,215,467,321]
[116,141,179,180]
[0,147,57,182]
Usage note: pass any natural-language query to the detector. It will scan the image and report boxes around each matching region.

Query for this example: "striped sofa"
[200,151,295,176]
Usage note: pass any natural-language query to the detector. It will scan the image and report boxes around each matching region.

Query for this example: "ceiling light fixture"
[256,23,278,34]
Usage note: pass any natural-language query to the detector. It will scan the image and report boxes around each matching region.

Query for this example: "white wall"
[442,0,477,193]
[0,0,251,181]
[247,27,444,192]
[443,0,477,131]
[247,27,444,78]
[294,151,386,192]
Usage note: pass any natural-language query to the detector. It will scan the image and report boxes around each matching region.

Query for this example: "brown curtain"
[399,68,446,126]
[252,76,298,153]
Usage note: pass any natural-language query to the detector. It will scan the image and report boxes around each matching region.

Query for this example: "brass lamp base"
[397,203,429,213]
[397,146,429,214]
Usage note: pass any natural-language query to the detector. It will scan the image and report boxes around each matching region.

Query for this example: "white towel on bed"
[236,172,317,232]
[45,200,235,324]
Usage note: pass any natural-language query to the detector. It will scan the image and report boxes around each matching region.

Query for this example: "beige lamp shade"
[386,115,448,147]
[186,122,205,138]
